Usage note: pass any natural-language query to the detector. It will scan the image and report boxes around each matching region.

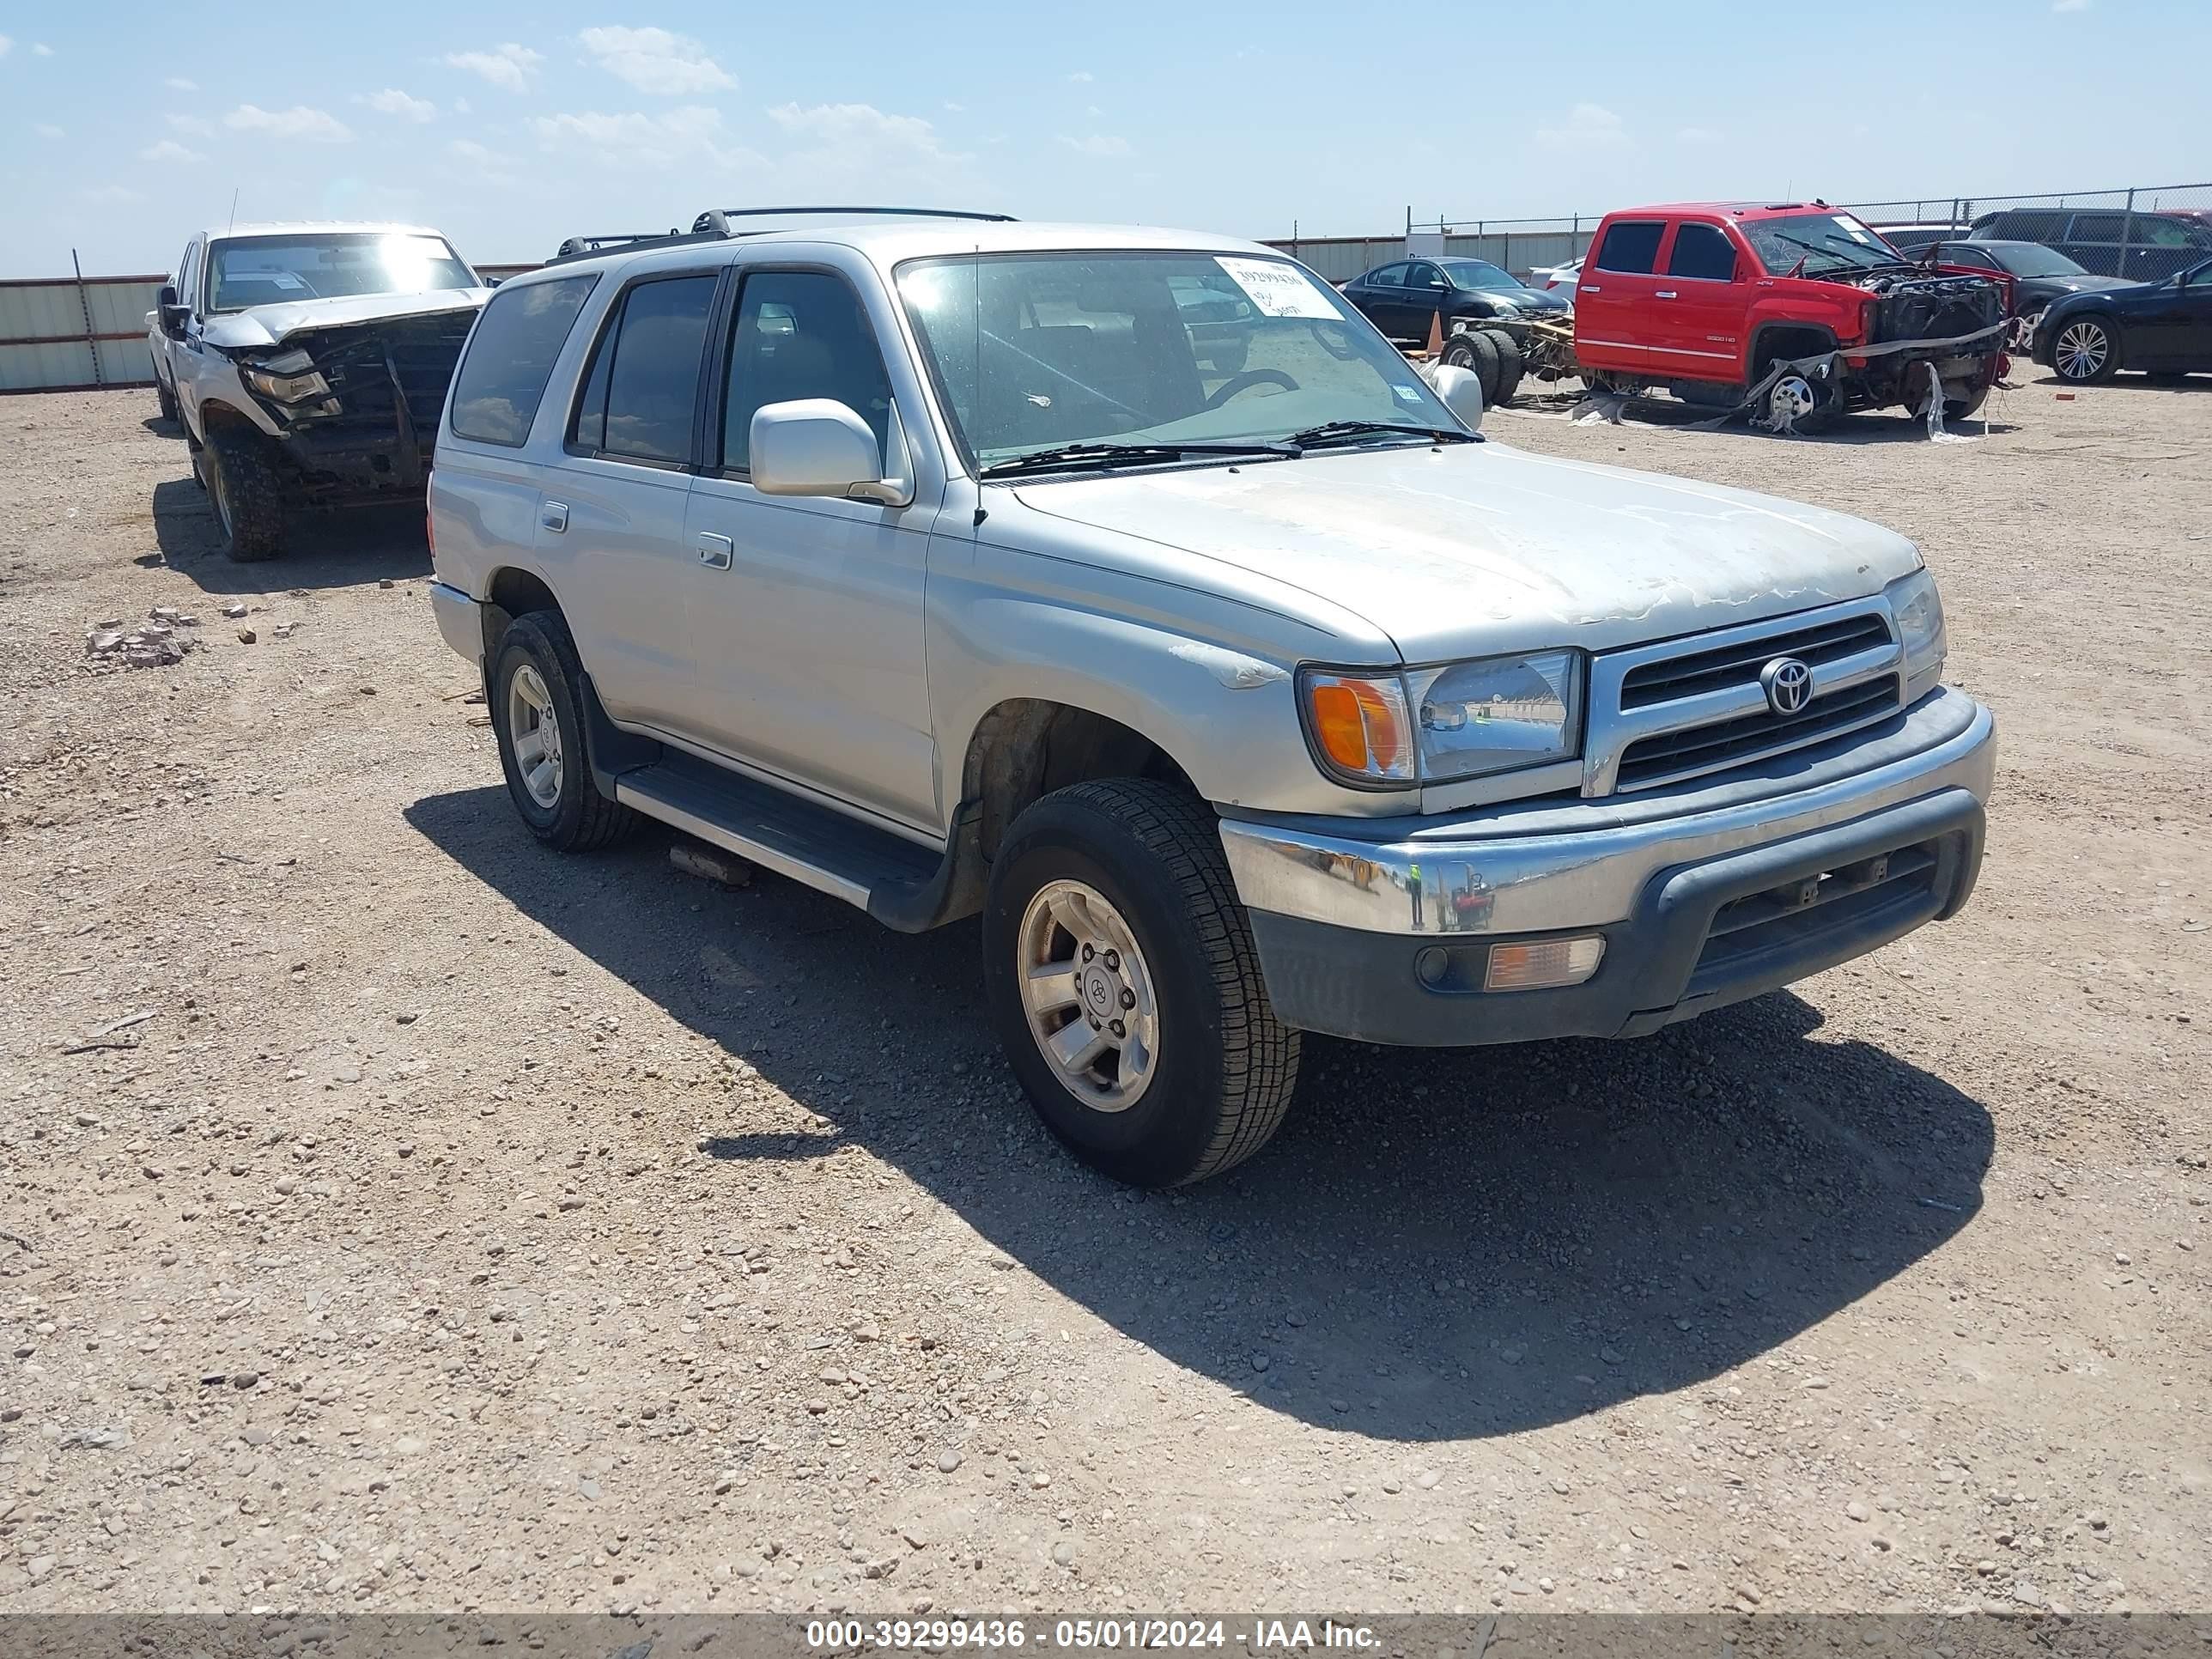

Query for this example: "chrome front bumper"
[1218,688,1996,939]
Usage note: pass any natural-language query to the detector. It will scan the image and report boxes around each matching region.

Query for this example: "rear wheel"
[1440,330,1502,404]
[204,426,287,562]
[2051,314,2120,384]
[155,373,179,425]
[489,611,640,853]
[983,780,1299,1188]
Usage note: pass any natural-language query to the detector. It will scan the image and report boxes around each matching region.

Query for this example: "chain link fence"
[1270,182,2212,283]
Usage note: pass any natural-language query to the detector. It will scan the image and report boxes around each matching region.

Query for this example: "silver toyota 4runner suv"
[425,209,1995,1188]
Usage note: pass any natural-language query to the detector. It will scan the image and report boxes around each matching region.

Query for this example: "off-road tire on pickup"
[1479,327,1525,406]
[983,779,1300,1188]
[205,427,287,562]
[1441,330,1503,405]
[489,611,641,854]
[154,372,179,425]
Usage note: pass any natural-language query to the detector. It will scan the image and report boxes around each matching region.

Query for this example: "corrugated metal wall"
[0,276,165,392]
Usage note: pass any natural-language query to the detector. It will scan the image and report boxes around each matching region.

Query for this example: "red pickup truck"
[1571,202,2011,428]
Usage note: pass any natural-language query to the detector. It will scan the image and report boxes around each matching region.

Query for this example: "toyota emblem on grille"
[1760,656,1814,716]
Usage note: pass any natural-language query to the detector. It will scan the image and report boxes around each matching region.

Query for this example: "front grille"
[1620,612,1892,709]
[295,312,477,431]
[1614,675,1899,791]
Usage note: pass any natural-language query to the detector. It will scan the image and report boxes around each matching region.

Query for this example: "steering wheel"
[1203,368,1298,410]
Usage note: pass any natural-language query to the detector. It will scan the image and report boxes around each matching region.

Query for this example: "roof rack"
[545,207,1020,270]
[690,205,1017,234]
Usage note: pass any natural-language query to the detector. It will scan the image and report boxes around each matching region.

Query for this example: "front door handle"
[1655,289,1678,299]
[696,532,733,570]
[540,501,568,533]
[1579,283,1601,294]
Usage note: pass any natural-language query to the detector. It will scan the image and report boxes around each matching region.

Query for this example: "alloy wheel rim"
[2057,322,2108,380]
[507,664,564,809]
[1017,878,1160,1113]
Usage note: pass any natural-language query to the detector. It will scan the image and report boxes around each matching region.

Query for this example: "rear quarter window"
[449,275,599,447]
[1594,221,1664,275]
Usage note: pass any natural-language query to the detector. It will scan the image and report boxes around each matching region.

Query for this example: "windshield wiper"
[1288,419,1479,448]
[979,440,1297,477]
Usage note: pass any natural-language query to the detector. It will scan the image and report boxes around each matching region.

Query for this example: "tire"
[983,779,1300,1188]
[1441,330,1503,404]
[155,372,179,425]
[204,426,288,562]
[489,611,641,854]
[1479,327,1524,405]
[2051,314,2120,384]
[1944,384,1990,422]
[1675,380,1744,412]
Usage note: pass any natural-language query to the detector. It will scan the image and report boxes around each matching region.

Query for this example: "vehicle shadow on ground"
[2022,371,2210,392]
[149,476,432,595]
[1498,396,2020,442]
[405,786,1994,1443]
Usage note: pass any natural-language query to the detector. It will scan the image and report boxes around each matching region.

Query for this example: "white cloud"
[529,105,748,168]
[223,104,355,143]
[943,100,964,112]
[33,41,54,56]
[444,43,542,92]
[0,35,12,58]
[1676,125,1723,145]
[577,25,733,95]
[767,101,961,173]
[1535,101,1626,152]
[1056,132,1132,158]
[1086,104,1102,117]
[35,123,64,139]
[168,112,215,136]
[164,76,198,90]
[361,88,437,122]
[1066,70,1093,82]
[140,138,205,163]
[454,95,472,114]
[2051,0,2090,10]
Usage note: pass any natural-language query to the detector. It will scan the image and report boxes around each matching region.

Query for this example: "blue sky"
[0,0,2201,277]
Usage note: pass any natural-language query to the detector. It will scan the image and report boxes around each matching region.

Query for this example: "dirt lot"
[1,376,2207,1618]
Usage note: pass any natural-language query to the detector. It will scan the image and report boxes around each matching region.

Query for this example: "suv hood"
[200,288,489,352]
[1013,441,1923,662]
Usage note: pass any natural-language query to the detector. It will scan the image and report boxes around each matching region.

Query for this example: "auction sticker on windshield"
[1214,257,1340,319]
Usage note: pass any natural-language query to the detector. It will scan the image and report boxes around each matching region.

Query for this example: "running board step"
[615,752,940,914]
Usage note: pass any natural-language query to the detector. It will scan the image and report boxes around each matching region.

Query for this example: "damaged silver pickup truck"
[150,222,490,560]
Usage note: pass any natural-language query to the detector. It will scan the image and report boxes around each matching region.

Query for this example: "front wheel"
[983,780,1300,1188]
[2051,315,2120,384]
[155,373,179,425]
[489,611,639,853]
[205,427,287,562]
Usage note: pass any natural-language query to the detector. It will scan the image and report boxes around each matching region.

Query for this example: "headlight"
[1300,651,1584,788]
[242,347,331,404]
[1885,567,1947,701]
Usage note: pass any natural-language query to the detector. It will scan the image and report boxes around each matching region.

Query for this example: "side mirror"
[1420,362,1486,432]
[157,286,190,340]
[750,399,912,506]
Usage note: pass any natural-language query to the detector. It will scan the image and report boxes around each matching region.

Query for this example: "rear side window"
[1594,221,1663,274]
[1990,210,2065,241]
[449,275,598,447]
[569,274,719,464]
[1368,264,1408,288]
[1666,223,1738,281]
[2069,214,2124,241]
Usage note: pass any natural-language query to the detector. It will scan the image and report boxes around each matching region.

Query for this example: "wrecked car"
[424,210,1994,1188]
[1571,203,2011,430]
[151,222,490,560]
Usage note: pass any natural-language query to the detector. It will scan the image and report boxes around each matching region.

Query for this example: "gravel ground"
[1,376,2206,1617]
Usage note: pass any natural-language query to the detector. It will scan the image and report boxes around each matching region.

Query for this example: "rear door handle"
[1656,289,1678,299]
[1579,284,1601,294]
[696,532,733,570]
[540,501,568,533]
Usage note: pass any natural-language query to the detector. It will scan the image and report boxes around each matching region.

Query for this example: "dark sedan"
[1340,256,1569,344]
[1926,240,2133,317]
[2032,257,2212,384]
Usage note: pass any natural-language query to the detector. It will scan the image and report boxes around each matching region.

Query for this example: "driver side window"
[720,270,894,476]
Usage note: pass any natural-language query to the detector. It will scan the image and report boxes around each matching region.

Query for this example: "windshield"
[895,251,1456,469]
[1740,212,1905,276]
[1439,258,1522,293]
[1988,244,2087,277]
[209,233,477,313]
